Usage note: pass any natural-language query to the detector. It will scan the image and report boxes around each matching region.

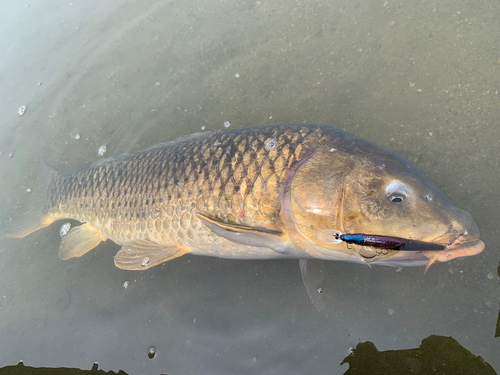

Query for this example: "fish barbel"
[7,124,484,286]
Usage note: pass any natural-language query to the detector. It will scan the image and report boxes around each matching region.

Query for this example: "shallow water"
[1,0,499,374]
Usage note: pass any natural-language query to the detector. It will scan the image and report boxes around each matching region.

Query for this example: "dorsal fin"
[89,130,216,169]
[175,129,217,141]
[37,155,61,188]
[89,141,175,169]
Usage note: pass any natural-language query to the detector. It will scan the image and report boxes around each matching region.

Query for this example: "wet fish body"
[8,124,484,274]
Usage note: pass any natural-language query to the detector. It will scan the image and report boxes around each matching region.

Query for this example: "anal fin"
[114,240,188,270]
[59,223,104,260]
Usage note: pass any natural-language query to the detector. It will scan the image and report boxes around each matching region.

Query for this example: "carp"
[7,124,484,303]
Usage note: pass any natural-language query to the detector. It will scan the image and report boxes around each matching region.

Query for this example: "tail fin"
[6,211,55,238]
[6,156,60,238]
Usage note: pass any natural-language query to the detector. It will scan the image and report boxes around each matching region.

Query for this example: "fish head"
[284,144,484,269]
[341,152,484,268]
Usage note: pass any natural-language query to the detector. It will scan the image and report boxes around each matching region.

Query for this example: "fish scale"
[44,124,325,250]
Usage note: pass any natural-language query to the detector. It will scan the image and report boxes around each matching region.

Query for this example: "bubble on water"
[26,188,31,193]
[123,281,129,289]
[60,223,71,236]
[141,257,150,267]
[148,347,156,359]
[98,145,106,156]
[317,287,323,294]
[151,209,159,218]
[9,153,13,158]
[75,134,81,140]
[269,115,272,119]
[38,82,42,86]
[201,126,206,130]
[18,106,27,116]
[214,141,221,146]
[429,132,433,136]
[234,73,240,78]
[224,121,231,128]
[264,138,278,152]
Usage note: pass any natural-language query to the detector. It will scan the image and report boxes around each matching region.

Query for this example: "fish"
[7,124,484,304]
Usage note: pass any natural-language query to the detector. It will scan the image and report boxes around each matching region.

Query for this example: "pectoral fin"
[196,212,285,250]
[299,259,326,312]
[59,223,104,260]
[114,240,188,270]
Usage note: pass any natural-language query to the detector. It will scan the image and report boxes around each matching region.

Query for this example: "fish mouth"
[357,229,484,270]
[422,233,485,272]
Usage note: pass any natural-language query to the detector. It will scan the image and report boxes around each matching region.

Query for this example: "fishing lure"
[316,229,446,251]
[338,233,446,251]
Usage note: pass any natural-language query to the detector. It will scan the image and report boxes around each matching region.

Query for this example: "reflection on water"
[496,262,500,338]
[1,0,499,374]
[1,334,496,375]
[0,362,128,375]
[342,335,497,375]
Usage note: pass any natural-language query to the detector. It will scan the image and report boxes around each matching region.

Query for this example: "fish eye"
[388,193,405,203]
[385,182,410,204]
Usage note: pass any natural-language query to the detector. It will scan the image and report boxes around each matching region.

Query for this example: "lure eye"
[388,193,405,203]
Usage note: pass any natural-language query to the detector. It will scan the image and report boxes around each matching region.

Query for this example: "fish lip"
[361,237,484,268]
[422,239,485,263]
